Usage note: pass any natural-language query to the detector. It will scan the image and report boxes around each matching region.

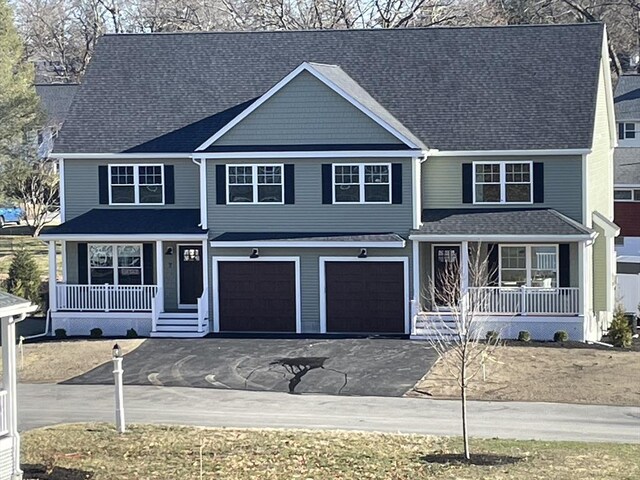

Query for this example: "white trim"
[472,160,533,205]
[498,244,559,288]
[39,234,208,241]
[602,25,618,149]
[592,211,620,237]
[225,163,285,205]
[427,149,591,157]
[48,241,57,312]
[50,311,151,319]
[410,234,595,242]
[87,243,144,286]
[412,240,420,309]
[210,240,405,248]
[196,150,419,159]
[582,153,590,226]
[108,164,165,206]
[331,162,392,205]
[319,256,410,334]
[195,62,419,151]
[192,157,208,228]
[155,240,164,313]
[176,244,204,309]
[614,183,640,188]
[61,241,67,283]
[50,153,193,159]
[59,158,66,222]
[211,256,302,334]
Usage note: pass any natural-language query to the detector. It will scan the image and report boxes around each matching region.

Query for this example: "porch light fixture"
[250,248,260,259]
[112,343,122,359]
[358,248,367,259]
[165,247,173,256]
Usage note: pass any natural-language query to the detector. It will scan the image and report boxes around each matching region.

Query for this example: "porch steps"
[411,316,460,341]
[150,312,209,338]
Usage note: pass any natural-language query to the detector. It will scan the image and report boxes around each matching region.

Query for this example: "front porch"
[409,209,596,341]
[41,209,210,337]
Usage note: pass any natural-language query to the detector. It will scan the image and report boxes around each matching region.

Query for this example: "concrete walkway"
[17,383,640,443]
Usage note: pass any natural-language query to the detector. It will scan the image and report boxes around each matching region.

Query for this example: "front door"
[433,245,460,307]
[178,245,203,307]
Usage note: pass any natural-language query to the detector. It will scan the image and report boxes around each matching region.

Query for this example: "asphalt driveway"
[64,338,438,397]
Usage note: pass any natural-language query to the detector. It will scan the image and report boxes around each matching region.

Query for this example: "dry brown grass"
[20,424,640,480]
[412,345,640,406]
[1,339,144,383]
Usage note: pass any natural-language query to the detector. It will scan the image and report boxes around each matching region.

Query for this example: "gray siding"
[210,246,412,333]
[215,71,403,146]
[207,157,414,236]
[64,158,200,220]
[422,156,583,222]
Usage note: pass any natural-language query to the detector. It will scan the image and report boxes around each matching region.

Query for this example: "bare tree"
[1,146,59,237]
[419,243,503,460]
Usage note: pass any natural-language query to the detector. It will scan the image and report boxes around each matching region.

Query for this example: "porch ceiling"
[40,208,207,239]
[411,208,594,240]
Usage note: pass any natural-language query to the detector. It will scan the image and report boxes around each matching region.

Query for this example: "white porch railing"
[56,284,158,312]
[0,390,8,437]
[197,291,208,333]
[468,287,580,315]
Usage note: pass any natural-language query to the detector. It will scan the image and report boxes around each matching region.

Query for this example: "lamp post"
[112,343,125,433]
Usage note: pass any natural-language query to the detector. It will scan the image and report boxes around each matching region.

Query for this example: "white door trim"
[177,244,204,309]
[319,256,410,334]
[211,256,302,334]
[430,243,461,310]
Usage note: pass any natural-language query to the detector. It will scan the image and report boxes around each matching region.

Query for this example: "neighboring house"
[612,74,640,314]
[34,83,78,163]
[0,291,37,480]
[40,24,617,341]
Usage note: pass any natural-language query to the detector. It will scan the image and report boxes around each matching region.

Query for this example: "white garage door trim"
[212,256,302,333]
[319,256,410,334]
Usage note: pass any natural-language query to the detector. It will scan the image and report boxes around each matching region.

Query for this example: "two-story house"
[40,24,617,341]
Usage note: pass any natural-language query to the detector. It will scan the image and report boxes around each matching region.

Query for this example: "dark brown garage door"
[325,261,405,334]
[218,261,296,332]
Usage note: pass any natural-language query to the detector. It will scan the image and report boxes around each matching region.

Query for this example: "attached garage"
[215,259,299,332]
[321,258,408,334]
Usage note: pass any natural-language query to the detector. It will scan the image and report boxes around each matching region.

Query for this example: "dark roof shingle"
[35,84,79,124]
[55,24,604,154]
[614,74,640,121]
[414,208,593,236]
[41,209,206,236]
[0,291,31,311]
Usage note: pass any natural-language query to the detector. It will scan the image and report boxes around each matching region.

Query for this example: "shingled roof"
[614,74,640,121]
[35,84,79,125]
[55,24,605,154]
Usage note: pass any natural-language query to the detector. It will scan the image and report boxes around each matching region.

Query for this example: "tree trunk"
[461,357,470,460]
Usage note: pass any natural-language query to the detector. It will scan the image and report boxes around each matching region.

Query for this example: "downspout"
[191,156,207,229]
[22,308,51,340]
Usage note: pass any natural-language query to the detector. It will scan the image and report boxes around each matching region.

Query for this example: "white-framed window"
[473,161,533,204]
[226,164,284,204]
[614,187,640,202]
[88,244,143,285]
[619,122,640,140]
[333,163,391,204]
[499,244,558,288]
[109,164,164,205]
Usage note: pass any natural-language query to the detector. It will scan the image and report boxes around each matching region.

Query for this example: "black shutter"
[143,243,154,285]
[98,166,109,204]
[391,163,402,204]
[78,243,88,284]
[216,164,226,204]
[559,244,570,287]
[284,164,295,204]
[618,122,625,140]
[533,162,544,203]
[164,165,175,204]
[462,164,473,204]
[322,164,332,204]
[487,243,499,286]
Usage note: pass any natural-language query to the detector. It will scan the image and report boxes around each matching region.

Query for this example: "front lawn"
[21,424,639,479]
[412,343,640,406]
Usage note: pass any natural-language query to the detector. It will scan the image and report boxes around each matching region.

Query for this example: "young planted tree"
[7,247,41,307]
[420,243,502,460]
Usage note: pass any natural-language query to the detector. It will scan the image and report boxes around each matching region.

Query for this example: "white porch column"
[155,241,164,313]
[202,239,210,330]
[2,314,23,479]
[578,241,587,316]
[460,241,469,317]
[412,240,420,312]
[48,241,57,312]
